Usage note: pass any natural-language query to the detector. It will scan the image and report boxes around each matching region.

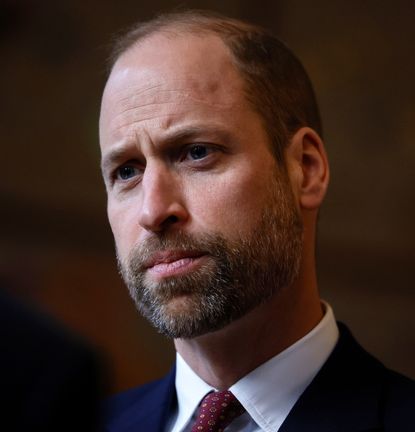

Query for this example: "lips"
[142,250,208,279]
[144,251,205,269]
[144,250,204,268]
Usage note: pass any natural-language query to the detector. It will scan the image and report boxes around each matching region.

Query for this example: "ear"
[285,127,329,210]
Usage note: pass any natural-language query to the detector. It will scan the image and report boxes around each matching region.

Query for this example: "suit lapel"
[279,323,384,432]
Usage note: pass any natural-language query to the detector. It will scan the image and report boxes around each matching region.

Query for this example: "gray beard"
[117,173,303,339]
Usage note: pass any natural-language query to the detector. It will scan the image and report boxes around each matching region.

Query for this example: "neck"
[174,271,323,390]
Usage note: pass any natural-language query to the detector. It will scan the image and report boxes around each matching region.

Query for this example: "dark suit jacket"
[0,289,105,431]
[105,323,415,431]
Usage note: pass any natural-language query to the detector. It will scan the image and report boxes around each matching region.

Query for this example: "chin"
[162,295,197,314]
[141,296,230,339]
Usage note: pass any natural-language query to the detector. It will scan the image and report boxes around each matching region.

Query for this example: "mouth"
[144,250,207,279]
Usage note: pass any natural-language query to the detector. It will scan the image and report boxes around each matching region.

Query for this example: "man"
[99,10,414,432]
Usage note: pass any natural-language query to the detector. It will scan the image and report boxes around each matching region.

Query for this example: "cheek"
[188,168,272,238]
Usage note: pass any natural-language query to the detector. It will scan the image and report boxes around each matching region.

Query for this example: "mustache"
[121,232,227,273]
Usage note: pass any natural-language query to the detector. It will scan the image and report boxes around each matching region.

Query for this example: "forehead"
[111,31,242,97]
[99,33,252,144]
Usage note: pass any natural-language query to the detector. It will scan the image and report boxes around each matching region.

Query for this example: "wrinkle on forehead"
[101,76,244,142]
[109,77,240,110]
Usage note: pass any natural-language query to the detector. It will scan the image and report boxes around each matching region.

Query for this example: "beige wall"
[1,0,414,392]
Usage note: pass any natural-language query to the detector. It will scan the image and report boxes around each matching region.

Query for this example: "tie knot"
[191,390,245,432]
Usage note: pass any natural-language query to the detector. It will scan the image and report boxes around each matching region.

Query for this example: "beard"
[117,172,303,339]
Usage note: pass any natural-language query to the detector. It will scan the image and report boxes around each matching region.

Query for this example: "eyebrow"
[100,125,233,175]
[163,125,232,147]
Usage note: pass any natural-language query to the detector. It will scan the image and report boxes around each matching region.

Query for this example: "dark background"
[1,0,414,393]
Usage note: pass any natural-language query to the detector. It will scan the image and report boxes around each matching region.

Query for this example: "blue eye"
[188,145,209,160]
[117,165,138,180]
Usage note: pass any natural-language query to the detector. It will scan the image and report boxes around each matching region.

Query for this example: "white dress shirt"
[168,302,339,432]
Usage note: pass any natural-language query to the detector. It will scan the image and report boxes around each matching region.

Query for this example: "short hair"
[108,10,322,165]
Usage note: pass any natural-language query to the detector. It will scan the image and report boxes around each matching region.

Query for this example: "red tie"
[190,390,246,432]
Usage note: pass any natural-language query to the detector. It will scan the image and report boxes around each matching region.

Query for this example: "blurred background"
[1,0,414,393]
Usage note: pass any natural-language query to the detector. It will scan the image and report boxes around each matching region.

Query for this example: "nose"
[138,163,189,232]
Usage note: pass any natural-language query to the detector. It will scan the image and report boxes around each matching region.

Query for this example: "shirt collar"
[230,301,338,431]
[172,353,216,432]
[173,301,338,432]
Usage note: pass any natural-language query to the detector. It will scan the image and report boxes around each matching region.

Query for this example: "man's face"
[99,33,303,338]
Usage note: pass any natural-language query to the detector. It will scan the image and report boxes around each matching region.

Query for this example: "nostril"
[159,214,180,231]
[165,215,179,225]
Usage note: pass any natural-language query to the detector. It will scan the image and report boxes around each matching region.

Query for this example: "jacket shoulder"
[280,323,415,432]
[382,369,415,430]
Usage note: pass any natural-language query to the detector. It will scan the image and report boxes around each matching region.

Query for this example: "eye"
[116,165,139,180]
[186,144,212,161]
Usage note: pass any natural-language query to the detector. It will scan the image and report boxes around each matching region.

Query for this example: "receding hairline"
[112,27,237,72]
[108,10,264,70]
